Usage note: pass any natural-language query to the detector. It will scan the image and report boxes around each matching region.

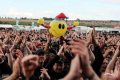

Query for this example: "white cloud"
[67,13,94,20]
[1,8,120,20]
[6,9,33,17]
[96,0,120,4]
[0,9,57,18]
[36,11,57,18]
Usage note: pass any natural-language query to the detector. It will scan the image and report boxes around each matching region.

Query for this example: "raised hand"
[69,39,99,79]
[92,24,95,37]
[40,68,50,80]
[57,46,64,57]
[12,57,21,78]
[63,54,80,80]
[16,49,23,60]
[21,55,39,78]
[86,30,93,46]
[4,57,22,80]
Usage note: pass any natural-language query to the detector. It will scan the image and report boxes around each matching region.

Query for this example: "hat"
[56,58,64,63]
[36,43,42,47]
[36,49,45,55]
[41,38,47,42]
[55,13,66,19]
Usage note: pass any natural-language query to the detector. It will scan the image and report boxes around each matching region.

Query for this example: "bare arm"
[4,74,17,80]
[3,35,9,44]
[88,48,95,64]
[4,57,21,80]
[44,33,51,54]
[26,43,32,55]
[105,46,120,73]
[9,35,18,52]
[103,49,112,58]
[5,53,13,68]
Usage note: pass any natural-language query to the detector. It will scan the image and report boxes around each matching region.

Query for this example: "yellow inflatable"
[49,21,67,37]
[73,21,79,27]
[38,19,44,25]
[38,13,79,37]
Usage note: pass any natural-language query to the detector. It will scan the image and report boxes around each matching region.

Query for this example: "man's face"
[11,49,19,59]
[36,45,42,50]
[53,63,64,73]
[100,59,108,72]
[38,54,46,67]
[27,42,33,50]
[42,42,46,49]
[2,45,9,54]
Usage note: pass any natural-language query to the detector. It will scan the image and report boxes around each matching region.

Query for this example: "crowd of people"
[0,26,120,80]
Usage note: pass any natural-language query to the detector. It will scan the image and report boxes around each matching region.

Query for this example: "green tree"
[0,21,3,24]
[4,22,9,24]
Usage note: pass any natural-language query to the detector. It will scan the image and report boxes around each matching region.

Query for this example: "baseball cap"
[36,49,45,55]
[56,58,64,63]
[36,43,42,47]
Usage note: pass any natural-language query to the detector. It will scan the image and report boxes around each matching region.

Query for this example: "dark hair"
[36,49,45,55]
[27,37,31,41]
[13,45,20,50]
[49,48,57,55]
[41,38,47,42]
[45,53,56,63]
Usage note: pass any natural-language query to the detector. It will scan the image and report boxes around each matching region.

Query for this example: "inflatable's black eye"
[58,24,61,29]
[62,24,65,29]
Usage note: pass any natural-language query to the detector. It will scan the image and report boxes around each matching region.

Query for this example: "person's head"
[53,59,64,73]
[36,43,42,50]
[36,49,46,67]
[41,38,47,49]
[100,58,108,72]
[11,45,20,59]
[10,35,14,41]
[89,44,94,51]
[26,42,33,50]
[46,53,56,63]
[2,44,9,54]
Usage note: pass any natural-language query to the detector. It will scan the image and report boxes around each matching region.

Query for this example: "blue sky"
[0,0,120,20]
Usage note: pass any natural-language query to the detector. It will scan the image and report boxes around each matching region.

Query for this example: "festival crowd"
[0,26,120,80]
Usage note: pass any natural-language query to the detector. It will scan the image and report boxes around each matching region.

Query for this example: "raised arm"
[64,39,100,80]
[105,46,120,73]
[45,46,64,70]
[44,33,51,54]
[9,35,18,52]
[3,33,10,44]
[86,30,95,63]
[4,57,21,80]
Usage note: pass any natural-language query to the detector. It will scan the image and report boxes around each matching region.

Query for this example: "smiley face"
[49,20,67,37]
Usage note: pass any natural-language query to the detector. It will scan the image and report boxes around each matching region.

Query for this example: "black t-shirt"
[49,69,68,80]
[0,57,12,77]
